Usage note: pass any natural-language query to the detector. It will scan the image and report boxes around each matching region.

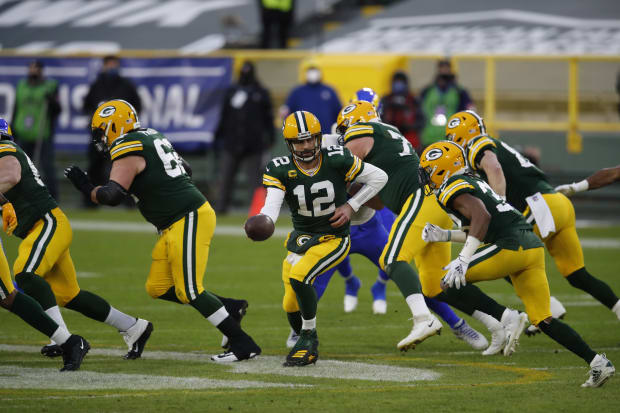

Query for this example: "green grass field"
[1,209,619,412]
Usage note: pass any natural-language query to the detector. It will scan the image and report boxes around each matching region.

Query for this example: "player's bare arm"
[0,155,21,193]
[451,193,490,241]
[479,150,506,198]
[344,136,373,160]
[556,165,620,196]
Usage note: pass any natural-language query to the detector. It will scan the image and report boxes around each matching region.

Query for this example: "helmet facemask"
[287,132,322,163]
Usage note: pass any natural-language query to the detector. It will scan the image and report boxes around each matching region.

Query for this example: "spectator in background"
[259,0,295,49]
[616,70,620,118]
[379,71,425,152]
[11,60,61,199]
[83,55,141,207]
[420,59,473,149]
[214,61,274,215]
[281,66,341,134]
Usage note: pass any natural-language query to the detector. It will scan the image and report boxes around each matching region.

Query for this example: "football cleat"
[286,329,300,349]
[525,324,542,337]
[371,280,387,314]
[211,334,261,363]
[550,296,567,319]
[582,354,615,388]
[501,310,528,356]
[121,318,153,360]
[344,275,361,313]
[41,343,63,358]
[451,320,489,350]
[397,314,442,352]
[372,299,387,315]
[221,299,249,349]
[481,324,507,356]
[283,329,319,367]
[59,334,90,372]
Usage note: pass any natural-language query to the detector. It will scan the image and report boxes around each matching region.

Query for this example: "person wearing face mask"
[379,71,425,153]
[419,59,473,150]
[280,66,342,135]
[214,61,275,214]
[11,60,61,200]
[82,55,142,208]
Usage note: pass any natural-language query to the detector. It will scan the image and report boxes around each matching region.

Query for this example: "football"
[244,214,275,241]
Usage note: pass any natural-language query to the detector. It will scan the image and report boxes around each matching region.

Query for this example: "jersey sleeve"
[343,124,374,143]
[467,136,496,171]
[109,136,144,161]
[326,146,364,182]
[262,159,286,192]
[0,142,17,157]
[437,177,476,208]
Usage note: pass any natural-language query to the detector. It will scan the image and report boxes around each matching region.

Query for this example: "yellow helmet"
[336,100,378,135]
[282,111,322,162]
[445,110,486,147]
[419,141,468,195]
[91,99,141,152]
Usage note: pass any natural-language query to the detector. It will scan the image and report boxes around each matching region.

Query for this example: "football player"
[556,165,620,195]
[446,111,620,326]
[0,118,150,364]
[339,101,527,354]
[0,187,87,371]
[65,100,259,362]
[419,141,615,387]
[254,110,387,366]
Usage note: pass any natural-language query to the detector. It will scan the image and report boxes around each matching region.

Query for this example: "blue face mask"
[104,68,120,76]
[392,80,407,94]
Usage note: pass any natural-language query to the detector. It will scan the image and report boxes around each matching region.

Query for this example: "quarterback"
[65,99,260,362]
[0,118,149,365]
[419,140,614,387]
[253,110,387,366]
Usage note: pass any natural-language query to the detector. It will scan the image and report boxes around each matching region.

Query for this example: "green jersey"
[466,135,554,212]
[343,121,419,213]
[109,129,206,231]
[0,140,57,238]
[436,174,542,250]
[262,146,363,247]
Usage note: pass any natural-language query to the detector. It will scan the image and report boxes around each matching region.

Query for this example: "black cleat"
[212,334,261,363]
[121,319,153,360]
[221,300,249,350]
[283,329,319,367]
[59,335,90,372]
[41,343,63,358]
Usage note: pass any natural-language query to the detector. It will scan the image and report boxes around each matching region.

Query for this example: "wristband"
[458,235,481,262]
[574,179,589,193]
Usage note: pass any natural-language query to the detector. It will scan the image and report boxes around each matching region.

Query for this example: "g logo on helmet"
[341,104,356,115]
[99,106,116,118]
[425,148,443,161]
[448,118,461,129]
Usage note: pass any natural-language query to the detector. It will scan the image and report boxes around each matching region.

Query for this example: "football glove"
[64,166,95,196]
[422,223,450,242]
[442,256,469,289]
[1,202,17,235]
[555,180,588,197]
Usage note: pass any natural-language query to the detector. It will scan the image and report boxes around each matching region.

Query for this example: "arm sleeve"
[347,162,388,212]
[95,180,128,206]
[259,187,285,223]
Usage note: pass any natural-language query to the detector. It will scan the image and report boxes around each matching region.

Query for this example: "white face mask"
[306,68,321,84]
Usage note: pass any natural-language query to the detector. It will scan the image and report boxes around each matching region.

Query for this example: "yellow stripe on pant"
[524,192,584,277]
[467,245,552,326]
[146,202,215,304]
[12,208,80,306]
[281,236,350,313]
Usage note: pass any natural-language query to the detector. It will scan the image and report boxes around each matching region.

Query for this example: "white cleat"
[210,351,259,363]
[397,314,442,352]
[481,325,507,356]
[501,310,528,356]
[452,320,489,350]
[286,329,299,349]
[372,299,387,315]
[344,295,358,313]
[582,353,615,388]
[550,296,567,319]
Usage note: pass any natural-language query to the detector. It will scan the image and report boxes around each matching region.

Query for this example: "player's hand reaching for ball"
[330,203,354,228]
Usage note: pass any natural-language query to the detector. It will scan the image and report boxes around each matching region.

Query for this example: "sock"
[378,269,389,282]
[472,310,503,332]
[386,261,422,297]
[65,290,111,322]
[10,292,60,338]
[50,327,71,345]
[216,316,246,341]
[439,284,506,320]
[344,274,361,296]
[287,311,302,334]
[538,318,597,364]
[612,300,620,319]
[302,317,316,330]
[290,278,317,320]
[405,293,431,319]
[336,257,353,278]
[312,269,334,301]
[425,297,460,328]
[566,268,619,309]
[104,306,137,331]
[15,272,56,309]
[158,286,184,304]
[189,291,225,319]
[45,306,68,344]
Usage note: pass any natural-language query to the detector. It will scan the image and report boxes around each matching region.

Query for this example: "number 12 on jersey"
[293,180,336,217]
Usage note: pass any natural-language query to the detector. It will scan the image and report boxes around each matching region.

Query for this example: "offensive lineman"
[65,99,260,362]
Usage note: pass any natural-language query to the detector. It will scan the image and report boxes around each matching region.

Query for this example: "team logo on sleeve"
[447,118,461,129]
[288,170,298,178]
[424,148,443,161]
[99,106,116,117]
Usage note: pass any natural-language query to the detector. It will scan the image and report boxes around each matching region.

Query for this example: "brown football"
[244,214,275,241]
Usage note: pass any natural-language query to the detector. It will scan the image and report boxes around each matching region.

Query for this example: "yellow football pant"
[525,192,584,277]
[467,245,552,325]
[13,208,80,306]
[146,202,215,304]
[380,190,453,298]
[281,236,350,313]
[0,239,15,300]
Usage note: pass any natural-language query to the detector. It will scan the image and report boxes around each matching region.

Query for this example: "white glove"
[555,180,588,197]
[422,223,450,242]
[441,256,469,289]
